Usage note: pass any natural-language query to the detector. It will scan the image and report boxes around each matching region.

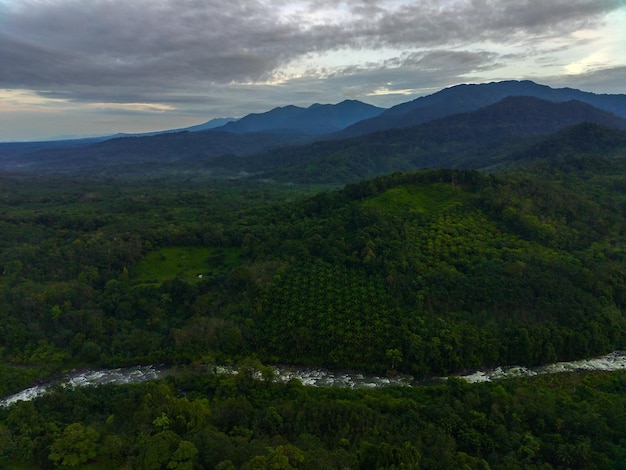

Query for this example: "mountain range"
[214,96,626,183]
[215,100,384,135]
[1,80,625,181]
[338,79,626,137]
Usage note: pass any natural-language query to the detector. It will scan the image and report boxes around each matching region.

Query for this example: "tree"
[48,423,98,467]
[136,430,180,470]
[386,348,403,371]
[167,440,198,470]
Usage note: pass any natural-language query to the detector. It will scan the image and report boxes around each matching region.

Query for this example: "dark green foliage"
[223,168,625,376]
[1,371,626,468]
[1,164,625,381]
[257,261,397,369]
[0,149,624,468]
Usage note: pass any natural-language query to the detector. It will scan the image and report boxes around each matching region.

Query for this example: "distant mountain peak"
[339,80,626,137]
[213,99,384,135]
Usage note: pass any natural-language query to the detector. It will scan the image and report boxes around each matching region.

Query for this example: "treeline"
[1,368,625,468]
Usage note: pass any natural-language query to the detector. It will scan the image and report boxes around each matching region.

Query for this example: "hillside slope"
[233,167,626,375]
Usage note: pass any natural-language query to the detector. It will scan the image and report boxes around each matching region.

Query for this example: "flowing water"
[2,351,625,407]
[0,365,170,408]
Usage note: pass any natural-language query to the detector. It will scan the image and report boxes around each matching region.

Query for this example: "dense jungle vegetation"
[1,150,625,467]
[1,163,624,384]
[2,368,626,469]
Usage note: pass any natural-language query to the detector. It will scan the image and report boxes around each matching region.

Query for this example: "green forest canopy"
[0,150,625,468]
[0,161,624,387]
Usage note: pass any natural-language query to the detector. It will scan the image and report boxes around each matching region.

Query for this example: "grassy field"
[362,182,469,216]
[131,246,240,284]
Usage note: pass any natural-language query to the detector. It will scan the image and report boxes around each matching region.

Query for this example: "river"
[2,351,625,408]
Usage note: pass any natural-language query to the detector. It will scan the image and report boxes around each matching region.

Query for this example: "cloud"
[1,1,622,93]
[0,1,289,87]
[547,65,626,94]
[0,0,624,140]
[385,50,501,72]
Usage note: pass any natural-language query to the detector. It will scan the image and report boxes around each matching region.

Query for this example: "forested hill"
[242,168,626,375]
[1,163,624,386]
[511,122,626,163]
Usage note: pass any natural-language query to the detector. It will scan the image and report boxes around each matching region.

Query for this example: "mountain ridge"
[214,99,385,135]
[338,80,626,137]
[223,96,626,183]
[2,81,626,178]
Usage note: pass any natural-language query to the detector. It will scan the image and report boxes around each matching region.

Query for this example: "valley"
[0,80,625,468]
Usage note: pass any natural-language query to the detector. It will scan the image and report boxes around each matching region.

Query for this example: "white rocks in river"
[0,365,169,408]
[0,386,49,407]
[2,352,624,407]
[456,351,625,383]
[460,371,490,383]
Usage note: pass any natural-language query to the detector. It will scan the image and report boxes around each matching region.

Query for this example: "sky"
[1,0,625,141]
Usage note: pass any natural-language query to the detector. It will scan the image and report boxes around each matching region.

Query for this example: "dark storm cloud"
[322,0,622,47]
[0,0,622,106]
[0,0,294,88]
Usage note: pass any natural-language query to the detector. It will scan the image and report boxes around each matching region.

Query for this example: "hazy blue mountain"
[0,136,116,166]
[2,84,625,179]
[226,96,626,183]
[0,130,311,173]
[215,100,385,135]
[182,117,238,132]
[340,80,626,136]
[108,117,238,139]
